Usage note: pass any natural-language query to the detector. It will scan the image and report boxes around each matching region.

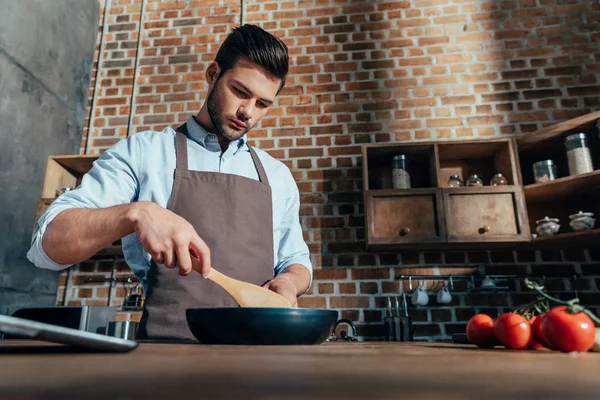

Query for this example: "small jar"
[447,175,464,188]
[533,160,558,183]
[466,174,483,187]
[490,173,508,186]
[565,133,593,176]
[391,154,411,189]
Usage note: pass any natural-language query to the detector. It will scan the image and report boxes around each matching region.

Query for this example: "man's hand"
[128,201,211,277]
[263,274,298,307]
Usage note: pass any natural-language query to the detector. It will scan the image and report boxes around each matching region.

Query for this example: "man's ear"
[206,61,221,86]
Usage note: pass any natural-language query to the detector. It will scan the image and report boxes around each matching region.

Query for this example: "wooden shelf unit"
[524,170,600,203]
[362,138,529,250]
[516,109,600,247]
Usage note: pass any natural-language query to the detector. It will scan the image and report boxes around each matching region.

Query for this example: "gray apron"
[137,121,275,340]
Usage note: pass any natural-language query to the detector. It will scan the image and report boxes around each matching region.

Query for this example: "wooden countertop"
[1,340,599,399]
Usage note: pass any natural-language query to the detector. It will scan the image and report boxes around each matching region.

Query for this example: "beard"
[206,82,249,142]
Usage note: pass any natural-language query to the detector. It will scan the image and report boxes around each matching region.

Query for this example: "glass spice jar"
[565,133,593,176]
[533,160,558,183]
[391,154,411,189]
[490,173,508,186]
[447,175,464,188]
[466,174,483,187]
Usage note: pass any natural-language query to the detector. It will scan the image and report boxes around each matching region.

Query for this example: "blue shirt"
[27,117,313,291]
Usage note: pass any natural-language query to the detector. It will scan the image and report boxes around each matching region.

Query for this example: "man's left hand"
[263,274,298,307]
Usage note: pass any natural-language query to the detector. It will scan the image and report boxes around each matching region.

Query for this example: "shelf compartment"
[517,110,600,151]
[365,188,445,248]
[524,170,600,203]
[437,139,519,188]
[531,228,600,247]
[362,143,438,190]
[442,187,530,243]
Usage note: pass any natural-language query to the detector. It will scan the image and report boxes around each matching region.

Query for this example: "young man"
[27,24,312,340]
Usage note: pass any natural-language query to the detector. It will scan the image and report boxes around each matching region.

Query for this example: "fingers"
[175,242,192,276]
[190,235,211,278]
[163,249,175,269]
[152,252,164,265]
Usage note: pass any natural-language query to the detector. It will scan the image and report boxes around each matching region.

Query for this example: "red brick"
[297,297,327,308]
[351,268,390,280]
[330,296,370,308]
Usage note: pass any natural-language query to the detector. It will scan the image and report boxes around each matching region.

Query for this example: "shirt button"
[209,135,215,140]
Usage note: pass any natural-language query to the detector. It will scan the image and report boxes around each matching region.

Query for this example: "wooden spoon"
[189,253,291,308]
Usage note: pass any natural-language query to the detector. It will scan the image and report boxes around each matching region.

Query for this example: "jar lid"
[569,211,594,219]
[494,173,504,177]
[469,174,479,178]
[565,133,588,142]
[536,216,559,224]
[533,160,554,167]
[392,154,407,160]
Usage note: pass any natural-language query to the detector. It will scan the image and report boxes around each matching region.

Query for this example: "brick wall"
[58,0,600,339]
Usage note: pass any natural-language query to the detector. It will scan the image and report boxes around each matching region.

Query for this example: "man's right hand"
[128,201,211,278]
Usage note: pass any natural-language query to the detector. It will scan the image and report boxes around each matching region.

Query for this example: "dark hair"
[214,24,289,93]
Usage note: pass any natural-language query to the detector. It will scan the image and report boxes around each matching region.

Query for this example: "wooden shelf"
[524,170,600,202]
[517,110,600,151]
[532,228,600,247]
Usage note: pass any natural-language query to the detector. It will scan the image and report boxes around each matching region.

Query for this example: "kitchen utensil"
[0,314,137,353]
[490,173,508,186]
[106,321,139,340]
[6,306,116,335]
[436,282,452,304]
[384,297,402,341]
[569,211,595,231]
[411,282,429,306]
[401,292,413,342]
[123,284,144,311]
[466,174,483,187]
[185,308,339,345]
[328,319,358,342]
[565,133,594,176]
[535,216,560,236]
[533,160,558,183]
[190,253,291,308]
[480,276,497,290]
[385,297,394,341]
[391,154,411,189]
[447,174,464,187]
[393,297,402,341]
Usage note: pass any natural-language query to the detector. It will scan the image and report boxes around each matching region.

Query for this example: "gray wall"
[0,0,100,310]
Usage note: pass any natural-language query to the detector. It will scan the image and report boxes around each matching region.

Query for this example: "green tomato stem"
[524,279,600,326]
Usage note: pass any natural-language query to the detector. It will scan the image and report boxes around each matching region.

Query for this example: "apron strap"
[248,145,270,186]
[174,120,270,185]
[175,123,189,171]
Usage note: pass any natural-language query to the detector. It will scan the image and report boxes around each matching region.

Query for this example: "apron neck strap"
[248,146,269,185]
[174,121,270,185]
[175,123,189,171]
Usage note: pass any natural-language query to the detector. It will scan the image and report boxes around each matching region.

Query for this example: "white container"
[565,133,593,176]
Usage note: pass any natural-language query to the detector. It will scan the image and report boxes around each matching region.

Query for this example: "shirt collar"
[185,116,248,153]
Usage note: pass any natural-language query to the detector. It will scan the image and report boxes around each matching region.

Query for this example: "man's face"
[206,58,281,141]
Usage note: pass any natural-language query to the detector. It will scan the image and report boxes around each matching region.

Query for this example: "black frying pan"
[185,308,339,345]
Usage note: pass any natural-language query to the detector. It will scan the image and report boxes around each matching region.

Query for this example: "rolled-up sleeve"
[274,171,313,290]
[27,136,141,270]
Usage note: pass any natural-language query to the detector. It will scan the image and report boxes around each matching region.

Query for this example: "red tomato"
[494,313,531,349]
[541,306,596,353]
[527,316,544,350]
[466,314,496,348]
[531,313,552,349]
